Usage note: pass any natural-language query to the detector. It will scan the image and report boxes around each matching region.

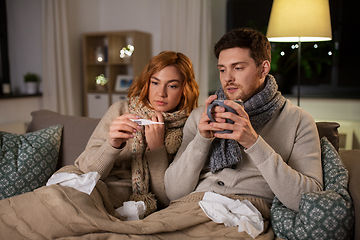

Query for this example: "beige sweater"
[74,100,171,209]
[165,100,323,212]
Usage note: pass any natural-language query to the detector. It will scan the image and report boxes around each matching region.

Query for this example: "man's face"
[217,47,266,102]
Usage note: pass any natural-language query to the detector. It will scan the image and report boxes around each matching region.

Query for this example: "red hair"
[128,51,199,114]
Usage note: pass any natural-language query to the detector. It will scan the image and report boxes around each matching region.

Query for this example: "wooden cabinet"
[82,31,152,117]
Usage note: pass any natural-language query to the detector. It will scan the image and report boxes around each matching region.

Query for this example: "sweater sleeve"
[146,146,171,209]
[74,101,127,179]
[246,108,323,212]
[164,106,214,201]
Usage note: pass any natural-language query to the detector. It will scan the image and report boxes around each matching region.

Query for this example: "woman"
[74,50,199,215]
[0,51,199,239]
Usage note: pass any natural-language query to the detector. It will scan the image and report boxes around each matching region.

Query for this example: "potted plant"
[24,72,39,94]
[95,74,108,91]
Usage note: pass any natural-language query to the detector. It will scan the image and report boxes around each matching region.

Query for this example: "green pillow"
[270,137,354,240]
[0,125,63,200]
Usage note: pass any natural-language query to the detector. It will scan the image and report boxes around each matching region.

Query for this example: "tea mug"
[207,100,243,134]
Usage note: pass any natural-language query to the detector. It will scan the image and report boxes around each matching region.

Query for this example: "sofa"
[25,109,360,239]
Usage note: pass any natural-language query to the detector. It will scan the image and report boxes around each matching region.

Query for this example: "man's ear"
[259,60,271,78]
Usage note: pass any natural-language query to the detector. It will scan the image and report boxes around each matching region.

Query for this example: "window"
[227,0,360,98]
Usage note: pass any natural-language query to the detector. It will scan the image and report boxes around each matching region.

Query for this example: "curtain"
[41,0,81,116]
[161,0,211,104]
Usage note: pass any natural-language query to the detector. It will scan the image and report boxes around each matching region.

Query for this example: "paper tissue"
[115,201,146,221]
[198,191,264,238]
[46,171,100,195]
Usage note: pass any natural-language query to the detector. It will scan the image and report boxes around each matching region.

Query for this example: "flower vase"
[96,84,107,92]
[26,82,38,94]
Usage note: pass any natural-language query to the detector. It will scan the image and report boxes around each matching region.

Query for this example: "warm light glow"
[95,46,105,63]
[266,0,332,42]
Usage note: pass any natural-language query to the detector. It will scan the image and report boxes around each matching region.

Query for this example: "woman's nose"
[158,86,167,97]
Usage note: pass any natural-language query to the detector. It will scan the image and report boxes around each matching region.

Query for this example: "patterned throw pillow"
[0,125,63,200]
[270,137,354,240]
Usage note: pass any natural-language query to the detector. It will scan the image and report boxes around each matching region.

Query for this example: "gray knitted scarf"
[209,74,286,173]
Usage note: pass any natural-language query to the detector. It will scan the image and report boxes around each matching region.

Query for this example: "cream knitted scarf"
[209,74,286,173]
[128,96,187,216]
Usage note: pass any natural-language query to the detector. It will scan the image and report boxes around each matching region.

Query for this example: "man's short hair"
[214,27,271,66]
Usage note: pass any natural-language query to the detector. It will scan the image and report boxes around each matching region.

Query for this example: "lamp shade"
[266,0,332,42]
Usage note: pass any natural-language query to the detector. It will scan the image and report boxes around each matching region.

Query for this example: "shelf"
[86,62,131,66]
[86,62,107,66]
[0,93,42,99]
[82,30,151,117]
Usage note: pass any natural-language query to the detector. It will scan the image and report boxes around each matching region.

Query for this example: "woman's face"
[148,65,183,112]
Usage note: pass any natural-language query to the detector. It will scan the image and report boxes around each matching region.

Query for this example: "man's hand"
[145,111,165,151]
[109,113,142,149]
[198,95,225,138]
[210,100,258,148]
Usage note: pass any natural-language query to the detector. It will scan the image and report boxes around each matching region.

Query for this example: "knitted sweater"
[74,100,171,209]
[164,100,323,212]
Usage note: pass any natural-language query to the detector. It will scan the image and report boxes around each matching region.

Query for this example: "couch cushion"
[340,149,360,240]
[270,137,354,240]
[0,125,63,200]
[26,110,100,169]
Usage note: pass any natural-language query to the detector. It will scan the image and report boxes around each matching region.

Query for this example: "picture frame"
[115,75,133,91]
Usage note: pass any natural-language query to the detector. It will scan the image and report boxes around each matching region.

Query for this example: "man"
[164,27,323,216]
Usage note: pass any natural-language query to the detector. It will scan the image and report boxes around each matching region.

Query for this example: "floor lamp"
[266,0,332,106]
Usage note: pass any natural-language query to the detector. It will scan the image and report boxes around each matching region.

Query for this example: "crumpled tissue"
[115,201,146,221]
[46,171,100,195]
[198,191,264,238]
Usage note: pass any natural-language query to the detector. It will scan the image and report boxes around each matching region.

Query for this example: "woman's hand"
[145,111,165,151]
[108,113,142,149]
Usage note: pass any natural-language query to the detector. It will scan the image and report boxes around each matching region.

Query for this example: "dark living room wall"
[0,0,10,95]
